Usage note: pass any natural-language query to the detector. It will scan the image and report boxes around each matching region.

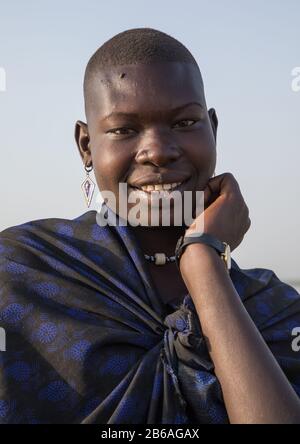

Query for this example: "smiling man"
[75,28,218,306]
[0,27,300,424]
[76,32,217,230]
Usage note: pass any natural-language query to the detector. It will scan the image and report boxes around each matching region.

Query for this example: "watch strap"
[175,232,230,271]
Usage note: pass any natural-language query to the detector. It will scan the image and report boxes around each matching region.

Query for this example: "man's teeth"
[139,182,182,192]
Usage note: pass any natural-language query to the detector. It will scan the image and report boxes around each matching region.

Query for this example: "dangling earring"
[81,162,95,207]
[212,171,216,178]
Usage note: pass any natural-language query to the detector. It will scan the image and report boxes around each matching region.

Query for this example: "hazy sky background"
[0,0,299,282]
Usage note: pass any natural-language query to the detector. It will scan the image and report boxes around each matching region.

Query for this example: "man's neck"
[131,224,186,257]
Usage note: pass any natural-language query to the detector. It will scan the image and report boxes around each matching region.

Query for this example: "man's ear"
[208,108,218,142]
[74,120,92,166]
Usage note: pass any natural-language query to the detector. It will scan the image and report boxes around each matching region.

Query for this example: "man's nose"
[135,129,181,166]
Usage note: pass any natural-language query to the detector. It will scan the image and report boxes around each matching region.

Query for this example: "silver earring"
[81,162,95,207]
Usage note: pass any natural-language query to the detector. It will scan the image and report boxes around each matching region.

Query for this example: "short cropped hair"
[83,27,202,102]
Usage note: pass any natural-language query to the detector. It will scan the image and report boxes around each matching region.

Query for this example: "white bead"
[154,253,166,265]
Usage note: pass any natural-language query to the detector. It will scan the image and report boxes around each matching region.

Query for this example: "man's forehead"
[93,62,203,91]
[85,61,206,118]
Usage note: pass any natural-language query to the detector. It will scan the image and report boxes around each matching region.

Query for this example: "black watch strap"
[175,232,226,269]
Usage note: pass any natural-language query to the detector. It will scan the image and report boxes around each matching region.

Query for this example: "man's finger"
[207,172,241,197]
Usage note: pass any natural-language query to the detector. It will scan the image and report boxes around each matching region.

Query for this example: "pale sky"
[0,0,299,282]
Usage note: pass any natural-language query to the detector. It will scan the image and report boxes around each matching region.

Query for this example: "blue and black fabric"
[0,202,299,423]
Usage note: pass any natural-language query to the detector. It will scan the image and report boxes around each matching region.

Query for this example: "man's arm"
[179,242,300,423]
[179,172,300,424]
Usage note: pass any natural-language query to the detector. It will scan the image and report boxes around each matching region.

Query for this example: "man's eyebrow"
[101,102,204,122]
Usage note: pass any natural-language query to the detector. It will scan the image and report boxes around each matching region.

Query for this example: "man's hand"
[186,172,251,251]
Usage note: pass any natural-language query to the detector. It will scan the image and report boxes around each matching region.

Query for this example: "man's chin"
[124,205,190,228]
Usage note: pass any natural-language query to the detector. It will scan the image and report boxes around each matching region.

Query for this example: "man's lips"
[127,176,193,196]
[128,174,191,189]
[128,176,191,193]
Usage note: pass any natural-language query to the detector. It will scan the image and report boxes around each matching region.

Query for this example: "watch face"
[225,244,231,269]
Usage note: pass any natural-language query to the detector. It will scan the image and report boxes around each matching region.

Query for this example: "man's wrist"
[179,242,226,273]
[175,232,231,273]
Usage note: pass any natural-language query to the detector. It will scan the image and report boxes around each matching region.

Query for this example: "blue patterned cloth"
[0,203,299,424]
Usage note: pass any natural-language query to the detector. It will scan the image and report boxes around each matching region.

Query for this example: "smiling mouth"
[129,178,191,194]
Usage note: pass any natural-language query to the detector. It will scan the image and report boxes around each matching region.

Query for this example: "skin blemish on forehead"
[100,77,112,87]
[98,73,126,90]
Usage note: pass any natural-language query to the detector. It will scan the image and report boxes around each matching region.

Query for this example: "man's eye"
[173,119,197,128]
[107,127,135,135]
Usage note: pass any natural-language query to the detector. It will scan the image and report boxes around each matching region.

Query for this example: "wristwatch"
[175,232,231,273]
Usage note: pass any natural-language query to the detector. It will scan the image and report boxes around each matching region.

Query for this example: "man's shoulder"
[0,210,99,262]
[0,210,97,240]
[230,257,300,316]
